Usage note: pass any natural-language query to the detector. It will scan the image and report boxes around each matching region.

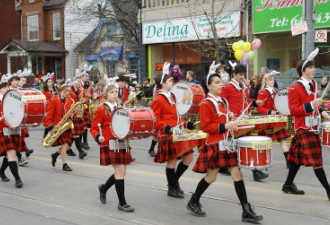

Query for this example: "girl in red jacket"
[41,73,58,103]
[187,73,263,222]
[91,85,134,213]
[256,72,291,165]
[151,62,195,199]
[44,79,75,172]
[0,78,27,188]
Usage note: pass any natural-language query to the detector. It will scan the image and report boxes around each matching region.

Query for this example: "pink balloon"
[251,39,262,50]
[240,56,249,66]
[241,49,247,56]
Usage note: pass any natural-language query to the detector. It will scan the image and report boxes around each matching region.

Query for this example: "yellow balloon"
[235,50,243,60]
[232,42,241,52]
[243,42,251,52]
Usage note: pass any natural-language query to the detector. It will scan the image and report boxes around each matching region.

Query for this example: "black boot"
[25,149,34,158]
[0,157,10,182]
[242,203,263,222]
[148,149,157,157]
[82,130,90,150]
[168,185,184,198]
[186,194,206,217]
[0,174,10,182]
[98,184,107,204]
[252,170,269,181]
[282,183,305,195]
[67,149,76,156]
[62,163,72,171]
[51,152,59,167]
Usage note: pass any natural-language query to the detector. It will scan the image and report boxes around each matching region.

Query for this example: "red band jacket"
[44,96,73,128]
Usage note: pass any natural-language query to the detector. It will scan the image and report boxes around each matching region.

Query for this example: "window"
[29,0,35,3]
[27,15,39,41]
[128,58,138,74]
[53,13,61,40]
[106,24,119,41]
[107,62,118,77]
[54,58,62,80]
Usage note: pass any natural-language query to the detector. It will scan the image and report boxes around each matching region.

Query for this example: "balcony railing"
[142,0,190,8]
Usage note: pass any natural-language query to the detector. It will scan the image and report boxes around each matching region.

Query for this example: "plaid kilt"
[100,146,132,166]
[72,118,85,136]
[154,135,193,163]
[193,143,238,173]
[287,129,322,167]
[82,109,91,128]
[0,134,28,155]
[258,128,291,141]
[21,127,29,138]
[52,129,73,147]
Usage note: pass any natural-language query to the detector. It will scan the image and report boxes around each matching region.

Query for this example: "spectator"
[318,76,330,111]
[186,71,199,84]
[33,78,40,90]
[219,66,230,84]
[260,67,278,89]
[249,75,261,109]
[142,77,153,98]
[135,83,145,106]
[169,65,183,82]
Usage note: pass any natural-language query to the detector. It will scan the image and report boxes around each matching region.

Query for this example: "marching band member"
[0,75,26,188]
[44,79,76,171]
[41,73,58,103]
[69,72,88,159]
[91,84,135,212]
[187,72,263,222]
[151,62,195,198]
[282,49,330,200]
[220,63,268,181]
[256,71,291,166]
[80,65,94,150]
[116,74,130,104]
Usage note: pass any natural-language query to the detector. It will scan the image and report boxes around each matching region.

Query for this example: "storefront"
[253,0,330,87]
[142,11,243,80]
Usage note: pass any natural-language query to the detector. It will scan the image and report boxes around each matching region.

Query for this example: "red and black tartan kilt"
[193,143,238,173]
[21,127,29,138]
[72,118,85,136]
[154,135,193,163]
[82,109,91,128]
[287,129,322,167]
[0,134,28,155]
[258,129,291,141]
[52,129,73,147]
[100,146,132,166]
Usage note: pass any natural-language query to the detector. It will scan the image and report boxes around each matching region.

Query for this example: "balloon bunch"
[232,39,261,66]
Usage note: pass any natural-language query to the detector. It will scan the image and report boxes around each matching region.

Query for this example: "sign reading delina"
[142,11,241,44]
[252,141,272,150]
[253,0,330,34]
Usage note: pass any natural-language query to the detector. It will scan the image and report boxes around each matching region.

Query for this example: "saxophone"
[42,102,82,148]
[76,88,88,118]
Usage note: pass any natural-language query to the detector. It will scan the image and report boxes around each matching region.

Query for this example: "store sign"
[253,0,330,34]
[142,11,241,44]
[315,30,328,42]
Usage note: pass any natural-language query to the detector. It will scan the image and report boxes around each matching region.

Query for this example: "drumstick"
[98,123,102,137]
[236,102,253,122]
[193,121,200,126]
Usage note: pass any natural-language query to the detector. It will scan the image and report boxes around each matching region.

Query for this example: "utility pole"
[302,0,316,58]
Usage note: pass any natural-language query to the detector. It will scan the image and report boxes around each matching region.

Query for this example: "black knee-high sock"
[83,130,88,144]
[102,174,115,193]
[283,152,288,162]
[175,161,189,182]
[285,164,301,185]
[149,140,157,151]
[74,136,83,154]
[8,161,21,181]
[314,168,330,194]
[193,178,210,202]
[16,152,22,160]
[115,179,127,206]
[234,180,248,205]
[0,157,9,174]
[166,167,176,186]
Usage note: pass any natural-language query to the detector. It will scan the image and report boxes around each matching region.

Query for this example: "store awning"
[84,53,100,61]
[124,50,139,59]
[99,46,123,61]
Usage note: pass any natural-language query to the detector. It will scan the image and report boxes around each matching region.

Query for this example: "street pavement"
[1,127,330,225]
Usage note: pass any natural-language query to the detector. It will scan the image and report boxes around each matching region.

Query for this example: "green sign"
[253,0,330,33]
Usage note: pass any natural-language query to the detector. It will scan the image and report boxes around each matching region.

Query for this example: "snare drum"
[171,82,205,115]
[237,136,272,169]
[110,108,156,139]
[274,88,290,115]
[173,131,207,156]
[321,122,330,148]
[2,89,47,128]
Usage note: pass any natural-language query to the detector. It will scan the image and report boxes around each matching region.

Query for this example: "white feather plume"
[302,48,319,69]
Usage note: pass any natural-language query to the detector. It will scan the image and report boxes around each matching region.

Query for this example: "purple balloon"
[240,56,249,66]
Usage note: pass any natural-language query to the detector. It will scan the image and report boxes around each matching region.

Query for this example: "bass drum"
[274,88,290,115]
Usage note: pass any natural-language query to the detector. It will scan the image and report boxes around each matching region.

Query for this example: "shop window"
[53,13,61,40]
[27,15,39,41]
[107,62,118,77]
[128,58,138,74]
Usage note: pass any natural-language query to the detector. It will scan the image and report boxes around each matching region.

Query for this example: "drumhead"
[2,90,24,128]
[237,136,272,148]
[111,108,130,139]
[274,88,290,115]
[171,82,194,115]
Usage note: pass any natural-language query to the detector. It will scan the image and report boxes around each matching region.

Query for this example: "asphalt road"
[1,127,330,225]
